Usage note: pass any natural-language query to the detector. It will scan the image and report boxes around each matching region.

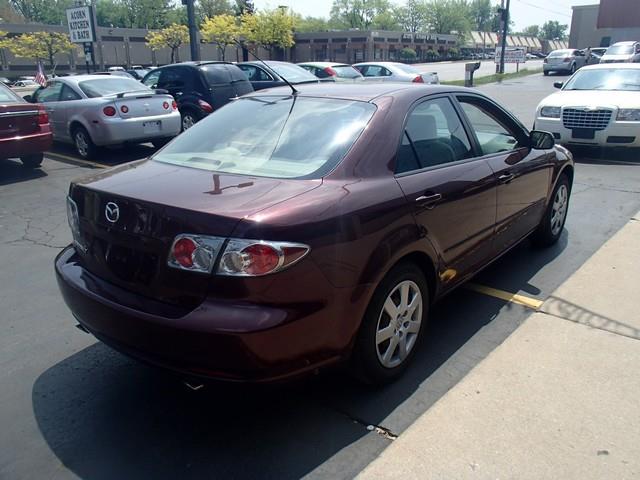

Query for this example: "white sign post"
[66,6,95,43]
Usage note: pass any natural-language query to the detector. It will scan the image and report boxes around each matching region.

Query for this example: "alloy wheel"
[75,131,89,158]
[550,184,568,236]
[182,114,195,131]
[375,280,423,369]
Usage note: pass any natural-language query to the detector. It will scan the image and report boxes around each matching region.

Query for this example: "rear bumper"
[535,117,640,148]
[543,63,573,73]
[88,112,181,146]
[0,130,52,159]
[55,246,362,382]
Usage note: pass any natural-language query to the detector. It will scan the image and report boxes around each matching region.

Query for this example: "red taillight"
[323,66,337,76]
[103,106,116,116]
[412,75,424,83]
[162,101,169,110]
[198,99,213,113]
[120,105,129,113]
[37,107,49,125]
[172,237,197,268]
[563,57,571,63]
[241,244,280,276]
[171,100,177,110]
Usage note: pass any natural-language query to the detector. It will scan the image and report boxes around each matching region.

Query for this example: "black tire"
[569,63,576,74]
[151,138,171,149]
[351,263,429,385]
[20,153,43,169]
[180,109,201,131]
[543,70,549,76]
[72,126,97,159]
[531,174,571,247]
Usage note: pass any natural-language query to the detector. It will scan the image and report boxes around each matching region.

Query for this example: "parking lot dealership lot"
[1,72,640,479]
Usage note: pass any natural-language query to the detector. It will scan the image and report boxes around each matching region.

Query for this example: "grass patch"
[442,68,543,86]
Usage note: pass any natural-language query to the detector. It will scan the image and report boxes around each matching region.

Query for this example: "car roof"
[242,82,470,102]
[579,63,640,71]
[55,74,142,85]
[298,62,350,67]
[610,41,637,46]
[352,61,406,66]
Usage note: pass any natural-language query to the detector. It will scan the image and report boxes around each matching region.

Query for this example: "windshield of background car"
[548,50,572,57]
[563,68,640,91]
[78,78,151,97]
[268,63,318,82]
[333,66,363,78]
[0,84,21,103]
[153,96,376,179]
[606,45,634,55]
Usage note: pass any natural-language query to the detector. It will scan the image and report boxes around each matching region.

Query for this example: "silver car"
[352,62,439,84]
[543,49,587,76]
[297,62,364,82]
[29,75,181,159]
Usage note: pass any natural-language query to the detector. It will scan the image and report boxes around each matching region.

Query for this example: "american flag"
[34,61,47,87]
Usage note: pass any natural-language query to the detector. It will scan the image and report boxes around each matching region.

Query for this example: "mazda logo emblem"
[105,202,120,223]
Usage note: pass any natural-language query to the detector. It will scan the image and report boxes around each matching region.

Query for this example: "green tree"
[4,31,75,74]
[519,25,540,37]
[241,8,294,56]
[8,0,73,24]
[233,0,254,16]
[399,47,416,60]
[395,0,427,33]
[119,0,172,28]
[146,23,189,63]
[469,0,492,31]
[541,20,567,40]
[96,0,127,27]
[425,0,471,35]
[329,0,392,30]
[371,9,399,30]
[293,14,329,33]
[197,0,233,24]
[201,13,239,60]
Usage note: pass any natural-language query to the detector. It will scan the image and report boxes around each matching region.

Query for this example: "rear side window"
[35,82,63,103]
[142,70,161,88]
[201,65,231,85]
[226,65,250,83]
[333,66,362,79]
[396,97,472,174]
[153,96,376,179]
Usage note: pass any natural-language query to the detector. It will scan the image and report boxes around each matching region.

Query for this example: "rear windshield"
[201,65,231,85]
[606,45,634,55]
[79,78,150,97]
[0,84,21,103]
[548,50,572,57]
[268,63,318,83]
[153,96,376,179]
[333,65,363,78]
[563,68,640,91]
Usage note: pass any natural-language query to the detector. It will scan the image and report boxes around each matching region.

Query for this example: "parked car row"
[544,41,640,76]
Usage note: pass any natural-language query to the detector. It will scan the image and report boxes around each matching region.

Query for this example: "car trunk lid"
[0,103,41,139]
[111,91,174,119]
[69,159,320,309]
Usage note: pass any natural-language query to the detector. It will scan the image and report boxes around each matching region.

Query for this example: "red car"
[0,82,52,168]
[55,83,573,384]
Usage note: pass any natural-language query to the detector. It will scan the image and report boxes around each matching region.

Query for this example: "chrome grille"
[562,108,612,130]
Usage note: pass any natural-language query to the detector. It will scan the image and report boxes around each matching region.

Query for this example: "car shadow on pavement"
[32,242,569,479]
[569,146,640,165]
[0,158,47,186]
[50,142,156,166]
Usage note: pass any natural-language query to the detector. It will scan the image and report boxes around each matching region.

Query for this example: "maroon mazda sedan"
[55,83,573,384]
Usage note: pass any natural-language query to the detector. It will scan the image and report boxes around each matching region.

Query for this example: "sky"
[253,0,595,31]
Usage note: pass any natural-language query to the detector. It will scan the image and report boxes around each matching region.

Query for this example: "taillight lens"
[171,100,177,110]
[198,99,213,113]
[120,105,129,113]
[168,235,225,273]
[103,106,116,116]
[162,101,169,109]
[323,66,337,76]
[66,196,87,253]
[412,75,424,83]
[37,107,49,125]
[167,235,310,276]
[218,239,310,276]
[563,57,571,63]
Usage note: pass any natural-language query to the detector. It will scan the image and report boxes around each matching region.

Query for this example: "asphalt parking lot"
[1,73,640,479]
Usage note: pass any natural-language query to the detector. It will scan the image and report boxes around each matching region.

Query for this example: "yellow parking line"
[46,152,109,169]
[465,283,543,310]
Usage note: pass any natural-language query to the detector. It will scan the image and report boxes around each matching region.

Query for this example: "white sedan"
[535,63,640,148]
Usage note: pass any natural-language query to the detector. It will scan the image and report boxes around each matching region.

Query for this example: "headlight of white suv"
[540,106,561,118]
[616,109,640,121]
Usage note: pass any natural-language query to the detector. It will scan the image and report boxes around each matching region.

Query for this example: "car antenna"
[233,39,298,96]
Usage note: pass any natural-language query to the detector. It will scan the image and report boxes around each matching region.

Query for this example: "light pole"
[182,0,200,61]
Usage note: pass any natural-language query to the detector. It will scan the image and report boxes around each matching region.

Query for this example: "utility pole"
[498,0,510,74]
[183,0,200,61]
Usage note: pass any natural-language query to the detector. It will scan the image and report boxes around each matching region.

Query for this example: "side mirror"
[553,81,564,89]
[530,130,555,149]
[22,94,33,103]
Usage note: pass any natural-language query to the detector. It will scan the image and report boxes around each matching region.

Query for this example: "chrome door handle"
[415,193,442,208]
[498,173,515,183]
